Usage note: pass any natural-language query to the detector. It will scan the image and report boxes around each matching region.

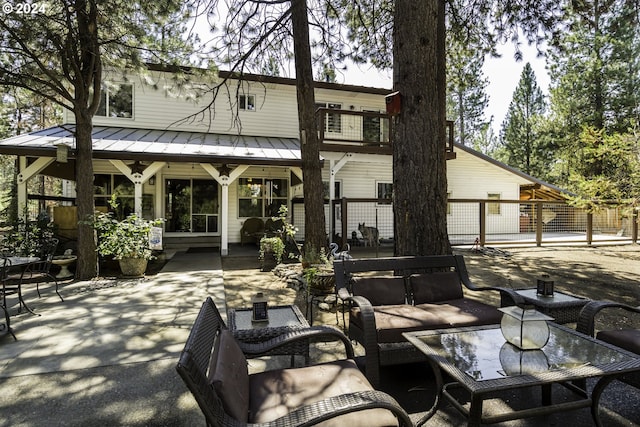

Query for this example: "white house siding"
[54,68,542,247]
[63,70,387,139]
[447,148,528,235]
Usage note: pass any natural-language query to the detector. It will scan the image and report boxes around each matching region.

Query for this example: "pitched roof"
[0,124,302,166]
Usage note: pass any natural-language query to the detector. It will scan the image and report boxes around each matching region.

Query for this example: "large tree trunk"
[74,116,98,279]
[392,0,451,256]
[291,0,326,255]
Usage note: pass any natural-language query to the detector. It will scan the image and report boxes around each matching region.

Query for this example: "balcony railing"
[316,108,455,158]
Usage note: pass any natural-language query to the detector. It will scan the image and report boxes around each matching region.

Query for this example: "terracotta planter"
[118,258,148,277]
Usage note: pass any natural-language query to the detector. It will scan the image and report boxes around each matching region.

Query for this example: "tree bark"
[392,0,451,256]
[291,0,327,254]
[74,115,98,279]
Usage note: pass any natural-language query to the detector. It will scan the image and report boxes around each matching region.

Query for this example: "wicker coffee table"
[404,324,640,427]
[501,289,589,324]
[228,305,310,363]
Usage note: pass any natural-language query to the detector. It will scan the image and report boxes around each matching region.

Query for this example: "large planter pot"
[260,252,278,272]
[118,258,148,277]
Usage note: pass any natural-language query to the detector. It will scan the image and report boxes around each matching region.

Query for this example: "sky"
[337,42,550,136]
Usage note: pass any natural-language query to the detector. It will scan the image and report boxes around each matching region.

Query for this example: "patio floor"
[0,247,638,426]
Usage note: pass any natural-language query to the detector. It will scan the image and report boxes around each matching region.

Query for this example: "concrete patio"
[0,248,638,426]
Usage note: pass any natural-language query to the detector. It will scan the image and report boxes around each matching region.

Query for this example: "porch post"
[17,156,55,219]
[132,175,143,216]
[201,164,249,256]
[220,179,229,256]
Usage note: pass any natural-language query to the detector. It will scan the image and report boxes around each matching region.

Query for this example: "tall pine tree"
[498,63,549,178]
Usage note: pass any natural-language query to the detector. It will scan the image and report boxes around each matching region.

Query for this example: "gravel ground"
[222,244,640,330]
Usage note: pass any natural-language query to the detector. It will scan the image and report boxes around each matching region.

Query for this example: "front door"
[165,178,219,233]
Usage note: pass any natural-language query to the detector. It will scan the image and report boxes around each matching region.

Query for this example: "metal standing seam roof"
[0,125,303,165]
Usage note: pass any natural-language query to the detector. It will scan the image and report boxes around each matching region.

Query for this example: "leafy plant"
[0,210,55,256]
[92,197,163,260]
[259,236,286,264]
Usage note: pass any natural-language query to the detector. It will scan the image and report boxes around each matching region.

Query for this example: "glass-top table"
[404,324,640,426]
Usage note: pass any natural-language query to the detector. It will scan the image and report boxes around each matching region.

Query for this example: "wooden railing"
[316,107,455,158]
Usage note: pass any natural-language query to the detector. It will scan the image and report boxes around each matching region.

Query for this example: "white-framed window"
[238,177,288,217]
[447,191,452,215]
[316,102,342,133]
[94,174,153,219]
[487,193,501,215]
[362,109,390,143]
[165,178,219,233]
[96,84,133,118]
[322,181,342,201]
[239,94,256,111]
[377,182,393,204]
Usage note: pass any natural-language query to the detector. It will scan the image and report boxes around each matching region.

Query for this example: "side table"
[501,289,590,324]
[228,304,310,363]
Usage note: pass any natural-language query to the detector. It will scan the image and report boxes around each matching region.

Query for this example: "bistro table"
[501,289,590,324]
[228,304,311,364]
[403,324,640,427]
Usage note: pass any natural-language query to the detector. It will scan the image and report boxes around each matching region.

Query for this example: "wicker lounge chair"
[576,300,640,397]
[240,217,264,246]
[176,297,412,427]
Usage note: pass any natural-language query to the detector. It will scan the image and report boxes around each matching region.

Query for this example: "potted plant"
[93,209,164,277]
[259,236,285,271]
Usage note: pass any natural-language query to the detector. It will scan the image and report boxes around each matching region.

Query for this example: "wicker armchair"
[576,300,640,394]
[240,217,264,246]
[176,297,412,427]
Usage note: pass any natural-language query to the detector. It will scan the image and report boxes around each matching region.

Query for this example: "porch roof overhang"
[0,125,303,167]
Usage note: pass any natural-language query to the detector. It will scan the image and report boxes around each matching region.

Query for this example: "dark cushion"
[597,329,640,355]
[249,359,399,427]
[410,271,463,304]
[352,276,406,306]
[208,330,250,422]
[350,299,502,343]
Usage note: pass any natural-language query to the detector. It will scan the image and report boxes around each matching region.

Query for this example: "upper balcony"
[316,108,456,159]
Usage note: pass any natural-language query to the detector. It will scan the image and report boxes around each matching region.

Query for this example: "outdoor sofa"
[176,297,412,427]
[334,254,523,386]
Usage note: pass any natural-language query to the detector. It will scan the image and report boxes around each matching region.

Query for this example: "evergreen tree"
[0,1,204,278]
[446,38,490,146]
[497,63,548,178]
[546,0,640,192]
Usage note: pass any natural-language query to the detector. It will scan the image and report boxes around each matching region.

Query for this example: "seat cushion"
[350,300,502,343]
[597,329,640,355]
[249,359,399,427]
[208,329,250,422]
[352,276,406,306]
[410,271,463,303]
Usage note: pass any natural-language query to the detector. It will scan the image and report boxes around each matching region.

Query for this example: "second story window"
[96,84,133,118]
[239,94,256,110]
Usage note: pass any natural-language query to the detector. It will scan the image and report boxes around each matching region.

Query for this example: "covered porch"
[0,125,304,255]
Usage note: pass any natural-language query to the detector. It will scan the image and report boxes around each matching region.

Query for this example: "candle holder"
[536,274,554,297]
[252,292,269,322]
[499,305,553,350]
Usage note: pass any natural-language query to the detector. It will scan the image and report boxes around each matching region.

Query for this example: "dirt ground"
[221,244,640,331]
